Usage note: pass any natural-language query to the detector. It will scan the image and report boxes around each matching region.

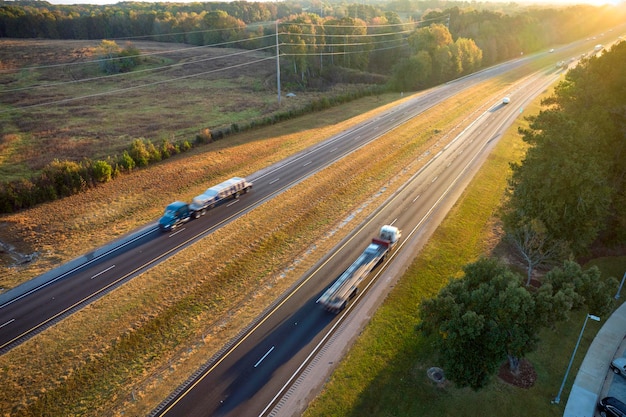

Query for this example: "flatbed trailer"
[158,177,252,231]
[317,225,400,313]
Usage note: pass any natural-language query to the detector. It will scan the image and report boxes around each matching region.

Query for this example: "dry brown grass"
[0,73,518,416]
[0,92,401,290]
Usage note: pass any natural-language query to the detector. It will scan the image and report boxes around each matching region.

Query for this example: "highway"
[0,54,539,354]
[150,64,562,416]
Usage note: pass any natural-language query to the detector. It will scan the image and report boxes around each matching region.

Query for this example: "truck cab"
[159,201,191,231]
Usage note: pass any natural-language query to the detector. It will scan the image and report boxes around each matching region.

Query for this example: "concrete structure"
[564,301,626,417]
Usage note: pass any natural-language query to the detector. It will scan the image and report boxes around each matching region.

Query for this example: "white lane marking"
[329,147,338,153]
[431,176,438,183]
[227,200,240,207]
[91,265,116,280]
[269,178,280,185]
[169,228,185,237]
[412,194,421,203]
[254,346,275,368]
[0,319,15,329]
[303,161,312,167]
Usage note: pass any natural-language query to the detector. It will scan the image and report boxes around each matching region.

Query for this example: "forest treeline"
[1,0,625,81]
[417,42,626,391]
[503,40,626,256]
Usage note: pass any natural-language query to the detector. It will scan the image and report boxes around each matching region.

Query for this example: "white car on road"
[611,357,626,377]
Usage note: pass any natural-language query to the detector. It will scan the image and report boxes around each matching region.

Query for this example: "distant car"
[598,397,626,417]
[611,357,626,377]
[549,48,555,53]
[502,97,510,104]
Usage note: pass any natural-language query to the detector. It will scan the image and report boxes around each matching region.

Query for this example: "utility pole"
[275,19,281,106]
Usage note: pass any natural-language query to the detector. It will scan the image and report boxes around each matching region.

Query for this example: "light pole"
[552,313,601,404]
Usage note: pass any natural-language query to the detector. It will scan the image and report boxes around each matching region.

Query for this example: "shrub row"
[0,85,387,214]
[0,137,192,213]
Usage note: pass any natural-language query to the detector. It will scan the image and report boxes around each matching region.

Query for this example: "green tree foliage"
[118,150,136,172]
[128,138,153,167]
[391,23,482,90]
[389,51,431,91]
[91,160,113,183]
[323,17,371,71]
[202,10,246,46]
[543,260,617,318]
[408,23,452,55]
[417,257,613,390]
[503,42,626,254]
[97,40,141,74]
[419,258,541,389]
[366,12,405,75]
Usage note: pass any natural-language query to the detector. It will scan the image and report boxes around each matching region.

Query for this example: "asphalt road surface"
[151,59,563,417]
[0,52,541,354]
[0,36,608,416]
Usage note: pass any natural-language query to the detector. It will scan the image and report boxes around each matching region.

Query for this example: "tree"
[503,43,626,254]
[91,160,112,183]
[506,218,569,286]
[97,39,140,74]
[389,51,431,91]
[451,37,482,75]
[419,257,617,390]
[408,23,452,55]
[419,258,543,389]
[97,39,121,74]
[543,260,617,318]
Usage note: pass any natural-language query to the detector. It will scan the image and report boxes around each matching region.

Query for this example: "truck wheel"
[201,209,206,216]
[235,191,241,198]
[613,367,620,374]
[194,211,201,219]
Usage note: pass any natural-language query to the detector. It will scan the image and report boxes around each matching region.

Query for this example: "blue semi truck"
[159,177,253,231]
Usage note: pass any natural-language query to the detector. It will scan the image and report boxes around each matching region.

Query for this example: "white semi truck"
[317,225,401,313]
[159,177,252,231]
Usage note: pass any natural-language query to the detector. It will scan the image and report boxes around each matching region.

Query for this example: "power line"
[1,15,445,114]
[0,55,275,114]
[0,32,277,74]
[2,44,276,94]
[280,35,407,50]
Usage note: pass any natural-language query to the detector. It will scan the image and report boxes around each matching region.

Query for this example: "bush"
[92,160,113,183]
[43,160,86,197]
[160,139,178,159]
[145,140,162,163]
[118,151,136,171]
[128,139,150,167]
[195,128,212,145]
[180,140,191,152]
